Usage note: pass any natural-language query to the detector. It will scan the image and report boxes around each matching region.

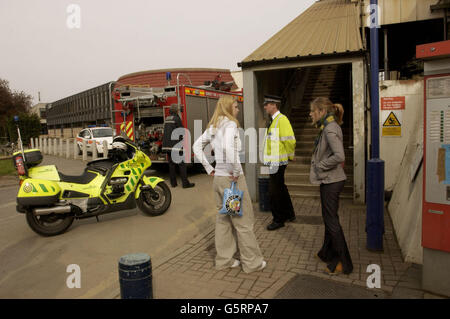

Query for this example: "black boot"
[182,182,195,189]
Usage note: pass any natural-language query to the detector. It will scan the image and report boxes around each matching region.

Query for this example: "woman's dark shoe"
[325,262,343,275]
[266,221,285,231]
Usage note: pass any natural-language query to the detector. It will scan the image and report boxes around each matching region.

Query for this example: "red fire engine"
[112,73,243,163]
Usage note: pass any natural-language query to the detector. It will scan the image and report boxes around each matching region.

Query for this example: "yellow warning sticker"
[382,127,401,136]
[383,112,401,126]
[382,111,401,136]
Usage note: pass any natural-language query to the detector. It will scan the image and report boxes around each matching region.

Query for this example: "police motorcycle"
[13,134,171,236]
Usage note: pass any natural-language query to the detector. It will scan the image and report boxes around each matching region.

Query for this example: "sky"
[0,0,316,104]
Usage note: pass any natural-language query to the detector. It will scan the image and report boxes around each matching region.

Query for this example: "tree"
[0,78,33,142]
[6,113,41,147]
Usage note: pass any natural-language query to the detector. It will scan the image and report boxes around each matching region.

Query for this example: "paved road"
[0,155,216,298]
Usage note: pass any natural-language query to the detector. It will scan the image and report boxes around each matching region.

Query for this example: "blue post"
[366,0,385,251]
[118,253,153,299]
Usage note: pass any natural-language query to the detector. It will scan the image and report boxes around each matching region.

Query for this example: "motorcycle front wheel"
[26,210,75,236]
[137,181,171,216]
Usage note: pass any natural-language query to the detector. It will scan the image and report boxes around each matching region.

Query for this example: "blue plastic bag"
[219,182,243,217]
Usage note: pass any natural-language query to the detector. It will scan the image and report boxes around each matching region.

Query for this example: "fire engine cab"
[112,74,244,163]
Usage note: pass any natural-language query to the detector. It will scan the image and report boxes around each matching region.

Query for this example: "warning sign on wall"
[381,97,405,110]
[382,111,402,136]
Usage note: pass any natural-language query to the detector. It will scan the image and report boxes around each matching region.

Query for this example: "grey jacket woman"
[310,120,346,185]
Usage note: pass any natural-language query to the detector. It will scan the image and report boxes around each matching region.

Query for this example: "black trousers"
[318,180,353,274]
[167,153,189,187]
[269,165,295,224]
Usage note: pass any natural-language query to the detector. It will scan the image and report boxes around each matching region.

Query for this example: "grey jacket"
[310,121,347,185]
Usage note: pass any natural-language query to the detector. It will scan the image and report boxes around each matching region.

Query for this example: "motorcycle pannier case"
[13,149,43,169]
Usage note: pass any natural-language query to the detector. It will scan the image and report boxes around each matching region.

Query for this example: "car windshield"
[92,128,113,138]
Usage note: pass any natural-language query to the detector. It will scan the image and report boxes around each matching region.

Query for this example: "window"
[78,129,85,138]
[92,128,113,138]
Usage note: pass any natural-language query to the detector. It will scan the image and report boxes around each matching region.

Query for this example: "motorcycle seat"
[87,159,117,176]
[58,169,97,184]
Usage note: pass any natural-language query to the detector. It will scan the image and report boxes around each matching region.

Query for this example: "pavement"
[0,150,447,299]
[151,198,447,299]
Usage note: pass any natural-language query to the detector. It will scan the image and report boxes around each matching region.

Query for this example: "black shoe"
[287,216,296,222]
[182,182,195,189]
[266,221,285,231]
[171,184,177,188]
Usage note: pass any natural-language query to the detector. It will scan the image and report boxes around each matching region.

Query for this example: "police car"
[76,125,114,155]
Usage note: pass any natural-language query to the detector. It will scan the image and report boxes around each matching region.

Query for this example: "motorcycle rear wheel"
[137,181,171,216]
[26,210,75,236]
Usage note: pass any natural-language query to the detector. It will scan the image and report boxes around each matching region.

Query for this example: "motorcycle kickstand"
[95,215,99,222]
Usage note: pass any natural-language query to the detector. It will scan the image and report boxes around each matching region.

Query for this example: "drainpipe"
[366,0,385,252]
[384,28,389,80]
[445,8,448,40]
[108,81,114,129]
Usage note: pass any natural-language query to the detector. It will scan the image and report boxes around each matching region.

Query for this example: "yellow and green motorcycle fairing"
[16,140,169,217]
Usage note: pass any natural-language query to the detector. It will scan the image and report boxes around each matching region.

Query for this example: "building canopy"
[239,0,364,68]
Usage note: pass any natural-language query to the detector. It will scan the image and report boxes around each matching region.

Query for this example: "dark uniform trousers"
[167,152,189,187]
[269,165,295,224]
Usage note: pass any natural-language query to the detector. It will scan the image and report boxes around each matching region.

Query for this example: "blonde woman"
[193,95,266,273]
[309,97,353,275]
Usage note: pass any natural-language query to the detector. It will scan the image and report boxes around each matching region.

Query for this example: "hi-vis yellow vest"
[263,113,296,166]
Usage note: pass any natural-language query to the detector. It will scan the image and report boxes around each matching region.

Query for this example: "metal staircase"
[284,64,354,199]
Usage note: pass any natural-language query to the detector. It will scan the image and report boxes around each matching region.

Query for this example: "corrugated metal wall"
[362,0,443,26]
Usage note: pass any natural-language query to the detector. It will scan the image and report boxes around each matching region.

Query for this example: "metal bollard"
[92,141,98,160]
[73,139,78,160]
[102,140,108,158]
[82,140,87,161]
[30,138,34,149]
[59,138,63,157]
[66,139,70,159]
[118,253,153,299]
[53,139,57,156]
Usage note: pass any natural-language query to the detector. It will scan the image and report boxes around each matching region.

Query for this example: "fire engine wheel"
[137,182,171,216]
[25,210,75,237]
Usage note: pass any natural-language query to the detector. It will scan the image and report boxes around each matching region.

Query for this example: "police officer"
[263,95,296,230]
[162,105,195,188]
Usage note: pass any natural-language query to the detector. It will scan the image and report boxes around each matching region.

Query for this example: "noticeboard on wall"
[381,97,405,137]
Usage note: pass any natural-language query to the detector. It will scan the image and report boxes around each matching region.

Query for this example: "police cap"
[263,94,282,105]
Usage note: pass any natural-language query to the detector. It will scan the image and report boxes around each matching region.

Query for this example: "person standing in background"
[309,97,353,275]
[262,95,296,231]
[162,104,195,189]
[193,95,266,273]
